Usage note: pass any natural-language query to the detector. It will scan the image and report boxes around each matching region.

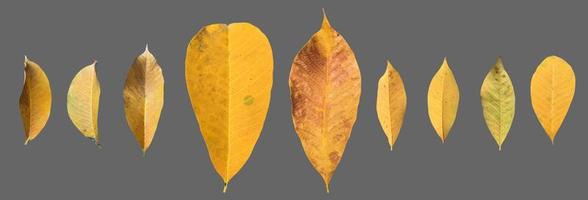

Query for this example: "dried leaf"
[20,57,52,145]
[480,57,515,151]
[376,61,406,150]
[427,58,459,143]
[67,61,101,145]
[185,22,273,192]
[289,12,361,193]
[123,46,165,154]
[530,55,575,144]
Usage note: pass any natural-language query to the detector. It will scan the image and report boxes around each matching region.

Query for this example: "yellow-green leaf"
[480,57,515,151]
[427,57,459,143]
[123,46,165,154]
[376,60,406,150]
[530,55,575,144]
[67,61,101,145]
[20,56,52,145]
[289,12,361,193]
[185,22,273,192]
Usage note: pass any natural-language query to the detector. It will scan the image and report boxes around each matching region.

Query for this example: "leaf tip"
[144,44,151,54]
[386,60,394,71]
[495,56,504,68]
[321,9,332,29]
[440,57,449,69]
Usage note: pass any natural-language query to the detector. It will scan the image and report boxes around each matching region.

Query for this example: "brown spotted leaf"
[289,12,361,193]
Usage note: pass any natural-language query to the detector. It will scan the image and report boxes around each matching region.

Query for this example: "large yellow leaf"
[67,61,101,146]
[530,55,575,144]
[480,57,515,151]
[376,61,406,150]
[185,22,273,192]
[123,46,165,154]
[20,56,52,145]
[427,58,459,143]
[289,12,361,193]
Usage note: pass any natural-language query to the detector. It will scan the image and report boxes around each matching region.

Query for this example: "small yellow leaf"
[480,57,515,151]
[530,55,575,144]
[289,12,361,193]
[20,56,52,145]
[185,22,273,192]
[427,58,459,143]
[376,61,406,150]
[123,46,165,154]
[67,61,101,145]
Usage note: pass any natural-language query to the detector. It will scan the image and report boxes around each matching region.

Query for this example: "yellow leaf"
[376,61,406,150]
[427,58,459,143]
[530,55,575,144]
[123,46,165,154]
[289,12,361,193]
[480,57,515,151]
[67,61,101,146]
[20,56,52,145]
[185,22,273,192]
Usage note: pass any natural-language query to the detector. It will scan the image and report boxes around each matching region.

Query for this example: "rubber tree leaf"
[480,57,515,151]
[376,61,406,150]
[185,22,273,193]
[20,56,52,145]
[123,46,165,154]
[67,61,101,146]
[289,12,361,193]
[530,55,575,144]
[427,57,459,143]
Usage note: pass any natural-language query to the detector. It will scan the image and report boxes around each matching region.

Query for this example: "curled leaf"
[376,61,406,150]
[480,57,515,151]
[67,61,101,145]
[123,46,165,154]
[530,55,575,144]
[289,12,361,193]
[427,58,459,143]
[185,22,273,192]
[20,57,52,145]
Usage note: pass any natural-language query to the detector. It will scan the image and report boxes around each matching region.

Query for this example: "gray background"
[0,0,586,199]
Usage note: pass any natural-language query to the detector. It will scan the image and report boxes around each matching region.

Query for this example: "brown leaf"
[123,45,165,154]
[289,11,361,193]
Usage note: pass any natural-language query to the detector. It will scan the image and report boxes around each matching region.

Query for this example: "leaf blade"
[289,13,361,193]
[67,61,101,145]
[185,22,273,191]
[123,46,165,154]
[376,61,407,150]
[480,57,515,150]
[20,57,52,144]
[530,55,575,143]
[427,58,459,143]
